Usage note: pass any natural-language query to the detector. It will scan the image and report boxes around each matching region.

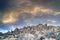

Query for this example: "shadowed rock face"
[0,32,3,36]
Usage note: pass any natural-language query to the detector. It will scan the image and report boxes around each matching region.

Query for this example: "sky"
[0,0,60,33]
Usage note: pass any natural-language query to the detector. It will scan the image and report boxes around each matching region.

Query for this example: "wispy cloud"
[47,19,56,23]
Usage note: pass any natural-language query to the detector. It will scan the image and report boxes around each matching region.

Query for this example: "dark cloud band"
[0,0,11,12]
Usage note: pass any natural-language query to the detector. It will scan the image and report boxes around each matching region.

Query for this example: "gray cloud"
[29,0,60,11]
[0,0,60,25]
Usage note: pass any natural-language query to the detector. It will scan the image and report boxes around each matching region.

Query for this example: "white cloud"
[47,19,56,23]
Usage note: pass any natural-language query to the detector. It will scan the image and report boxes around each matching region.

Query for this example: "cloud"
[0,0,60,25]
[0,0,60,33]
[21,6,60,16]
[29,0,60,11]
[0,0,10,12]
[47,19,56,23]
[2,11,19,24]
[0,30,8,33]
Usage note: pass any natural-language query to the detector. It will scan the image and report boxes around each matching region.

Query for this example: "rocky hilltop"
[0,24,60,40]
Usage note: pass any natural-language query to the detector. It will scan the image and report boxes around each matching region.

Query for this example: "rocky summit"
[0,24,60,40]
